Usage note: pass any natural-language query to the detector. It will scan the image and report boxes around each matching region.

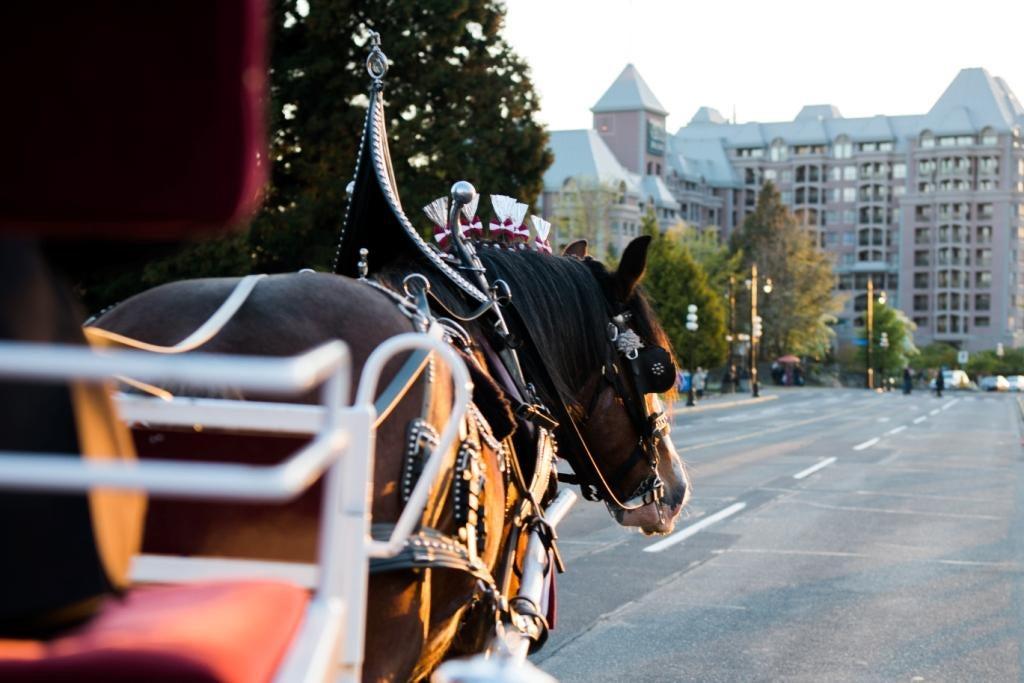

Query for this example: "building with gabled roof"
[542,64,1024,352]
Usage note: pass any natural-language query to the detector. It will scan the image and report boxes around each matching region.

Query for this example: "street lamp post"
[686,304,699,407]
[727,276,737,394]
[866,278,886,390]
[748,265,771,398]
[879,331,889,390]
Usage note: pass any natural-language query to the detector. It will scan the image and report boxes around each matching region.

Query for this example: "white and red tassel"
[512,201,530,244]
[489,195,518,242]
[531,215,552,253]
[424,196,455,250]
[461,194,484,239]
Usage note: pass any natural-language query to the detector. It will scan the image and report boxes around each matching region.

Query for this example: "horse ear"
[562,239,588,259]
[616,235,653,298]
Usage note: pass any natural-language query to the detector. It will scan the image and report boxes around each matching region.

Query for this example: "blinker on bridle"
[585,311,676,510]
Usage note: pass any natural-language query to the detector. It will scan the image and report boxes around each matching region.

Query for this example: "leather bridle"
[507,302,674,512]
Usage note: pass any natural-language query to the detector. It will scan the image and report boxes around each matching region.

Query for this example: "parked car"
[979,375,1010,392]
[1006,375,1024,392]
[929,369,971,390]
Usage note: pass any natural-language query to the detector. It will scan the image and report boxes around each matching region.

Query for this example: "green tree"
[965,348,1024,376]
[678,223,744,297]
[911,342,958,373]
[640,213,728,370]
[71,0,552,310]
[858,302,917,380]
[731,181,841,358]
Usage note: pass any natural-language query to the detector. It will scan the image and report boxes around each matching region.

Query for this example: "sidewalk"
[673,392,779,413]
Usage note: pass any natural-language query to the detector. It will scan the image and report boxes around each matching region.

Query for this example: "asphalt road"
[535,387,1024,682]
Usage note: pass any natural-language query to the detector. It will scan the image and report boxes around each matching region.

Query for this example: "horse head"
[474,236,689,536]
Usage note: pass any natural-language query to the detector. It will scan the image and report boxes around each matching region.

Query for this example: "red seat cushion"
[0,580,308,683]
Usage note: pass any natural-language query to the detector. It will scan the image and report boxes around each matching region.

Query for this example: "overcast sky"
[502,0,1024,133]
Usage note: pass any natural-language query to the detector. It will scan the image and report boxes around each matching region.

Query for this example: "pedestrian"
[902,366,913,395]
[695,366,706,399]
[935,367,945,398]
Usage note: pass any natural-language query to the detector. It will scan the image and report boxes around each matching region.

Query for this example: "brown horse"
[93,235,689,681]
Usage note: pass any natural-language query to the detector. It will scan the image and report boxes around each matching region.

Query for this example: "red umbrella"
[776,354,800,363]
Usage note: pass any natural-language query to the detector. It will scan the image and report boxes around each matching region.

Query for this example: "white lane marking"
[913,416,927,424]
[929,408,940,416]
[886,425,907,435]
[941,398,959,410]
[877,417,891,422]
[853,437,880,451]
[644,502,747,553]
[793,456,838,479]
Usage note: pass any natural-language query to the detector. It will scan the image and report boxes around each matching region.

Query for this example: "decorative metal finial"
[450,181,477,208]
[366,31,388,82]
[346,180,356,197]
[357,248,369,279]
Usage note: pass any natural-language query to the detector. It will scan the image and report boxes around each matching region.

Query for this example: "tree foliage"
[70,0,552,311]
[677,223,744,297]
[640,213,728,369]
[857,302,918,379]
[911,342,958,372]
[730,182,841,359]
[964,348,1024,376]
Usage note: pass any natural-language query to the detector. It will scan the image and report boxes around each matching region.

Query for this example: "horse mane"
[378,242,673,411]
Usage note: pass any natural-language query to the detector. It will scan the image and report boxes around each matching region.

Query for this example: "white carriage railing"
[0,332,471,683]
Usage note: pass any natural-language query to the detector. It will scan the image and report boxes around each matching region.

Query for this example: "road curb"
[676,394,779,414]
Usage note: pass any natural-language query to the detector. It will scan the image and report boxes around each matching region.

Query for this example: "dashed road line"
[794,456,838,479]
[887,425,907,435]
[853,437,880,451]
[644,502,747,553]
[929,408,940,416]
[913,416,927,424]
[941,398,959,410]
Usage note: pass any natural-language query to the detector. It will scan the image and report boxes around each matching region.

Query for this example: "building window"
[842,231,856,246]
[843,165,857,181]
[833,136,852,159]
[914,317,929,328]
[914,295,929,311]
[893,163,906,179]
[976,294,991,311]
[977,226,992,243]
[770,139,787,162]
[976,248,992,268]
[914,272,929,288]
[843,187,856,202]
[976,316,991,327]
[915,250,930,266]
[981,128,998,145]
[978,203,994,219]
[976,271,992,287]
[920,131,935,149]
[915,228,930,244]
[764,169,777,181]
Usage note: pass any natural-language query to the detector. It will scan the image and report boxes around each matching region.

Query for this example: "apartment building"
[542,65,1024,350]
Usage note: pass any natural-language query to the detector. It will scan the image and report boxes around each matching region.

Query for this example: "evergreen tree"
[640,213,728,370]
[71,0,552,310]
[731,181,840,359]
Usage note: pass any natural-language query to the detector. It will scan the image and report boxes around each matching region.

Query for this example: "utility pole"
[866,277,874,390]
[728,275,737,393]
[751,264,760,398]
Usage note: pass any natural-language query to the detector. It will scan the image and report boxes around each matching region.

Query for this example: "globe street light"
[686,304,699,407]
[747,265,771,398]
